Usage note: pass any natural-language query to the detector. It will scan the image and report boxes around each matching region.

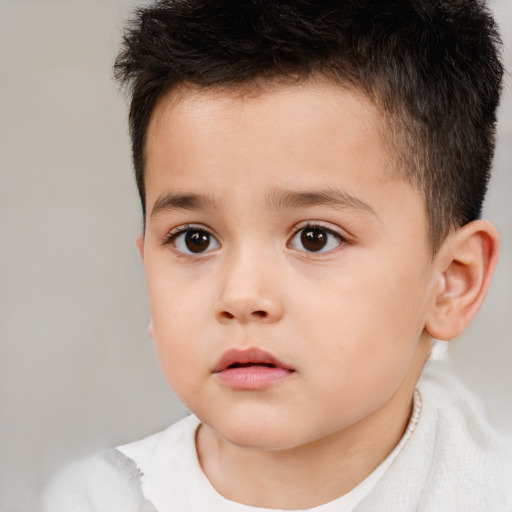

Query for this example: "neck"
[197,338,430,509]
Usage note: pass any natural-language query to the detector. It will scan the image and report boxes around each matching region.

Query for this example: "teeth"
[228,362,276,369]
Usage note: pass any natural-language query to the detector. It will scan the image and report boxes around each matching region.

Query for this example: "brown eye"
[185,230,211,253]
[290,225,343,253]
[173,227,220,254]
[301,228,327,251]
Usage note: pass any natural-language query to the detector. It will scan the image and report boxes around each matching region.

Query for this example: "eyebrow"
[266,188,378,218]
[150,192,219,218]
[150,187,378,219]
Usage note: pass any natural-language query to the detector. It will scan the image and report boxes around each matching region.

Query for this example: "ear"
[135,235,145,261]
[135,234,154,339]
[425,220,499,341]
[148,319,156,341]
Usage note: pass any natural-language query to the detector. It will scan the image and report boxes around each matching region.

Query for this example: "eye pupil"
[185,230,211,253]
[301,228,328,252]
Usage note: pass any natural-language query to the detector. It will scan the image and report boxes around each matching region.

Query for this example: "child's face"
[140,80,435,450]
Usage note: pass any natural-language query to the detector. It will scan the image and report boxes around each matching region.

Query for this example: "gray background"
[0,1,510,510]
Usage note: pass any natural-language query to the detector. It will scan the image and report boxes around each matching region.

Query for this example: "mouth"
[213,348,295,390]
[226,362,277,369]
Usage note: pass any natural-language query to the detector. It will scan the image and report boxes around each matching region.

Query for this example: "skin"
[137,79,491,509]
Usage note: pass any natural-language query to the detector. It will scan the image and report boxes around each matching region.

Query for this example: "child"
[43,0,512,510]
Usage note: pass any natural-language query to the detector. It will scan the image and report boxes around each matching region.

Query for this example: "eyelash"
[163,223,211,241]
[162,224,220,256]
[288,222,348,254]
[162,222,348,256]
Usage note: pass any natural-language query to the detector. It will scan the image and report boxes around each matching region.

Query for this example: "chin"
[205,413,312,452]
[221,430,301,451]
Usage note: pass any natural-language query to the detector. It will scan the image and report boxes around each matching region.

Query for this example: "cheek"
[294,261,428,379]
[145,266,213,391]
[151,311,208,411]
[146,257,212,333]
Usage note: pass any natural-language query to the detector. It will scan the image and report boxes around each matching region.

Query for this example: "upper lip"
[213,347,294,373]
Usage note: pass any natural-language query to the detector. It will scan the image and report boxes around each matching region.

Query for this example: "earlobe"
[136,235,145,261]
[425,220,499,341]
[148,319,155,341]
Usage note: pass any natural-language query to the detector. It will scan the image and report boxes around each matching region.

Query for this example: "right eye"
[170,226,220,255]
[288,224,344,253]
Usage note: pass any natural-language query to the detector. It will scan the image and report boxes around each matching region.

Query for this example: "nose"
[213,250,284,325]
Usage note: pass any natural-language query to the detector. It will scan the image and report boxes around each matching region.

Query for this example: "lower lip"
[215,366,293,390]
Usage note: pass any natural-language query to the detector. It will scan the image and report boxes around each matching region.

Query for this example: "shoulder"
[117,414,200,478]
[418,360,512,458]
[41,416,199,512]
[41,449,148,512]
[358,361,512,512]
[417,361,512,508]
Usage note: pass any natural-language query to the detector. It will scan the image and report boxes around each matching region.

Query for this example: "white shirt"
[118,390,421,512]
[42,361,512,512]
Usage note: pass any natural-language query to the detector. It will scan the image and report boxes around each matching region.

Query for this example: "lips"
[214,348,292,372]
[213,348,294,390]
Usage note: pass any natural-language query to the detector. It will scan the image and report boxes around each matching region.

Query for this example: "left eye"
[289,226,343,253]
[173,228,220,254]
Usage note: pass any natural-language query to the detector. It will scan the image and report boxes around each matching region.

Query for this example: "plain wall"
[0,1,511,510]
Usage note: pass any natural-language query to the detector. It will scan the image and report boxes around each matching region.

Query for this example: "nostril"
[215,304,278,323]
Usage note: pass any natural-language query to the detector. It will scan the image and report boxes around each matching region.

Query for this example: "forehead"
[146,79,393,181]
[149,78,383,139]
[143,79,425,234]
